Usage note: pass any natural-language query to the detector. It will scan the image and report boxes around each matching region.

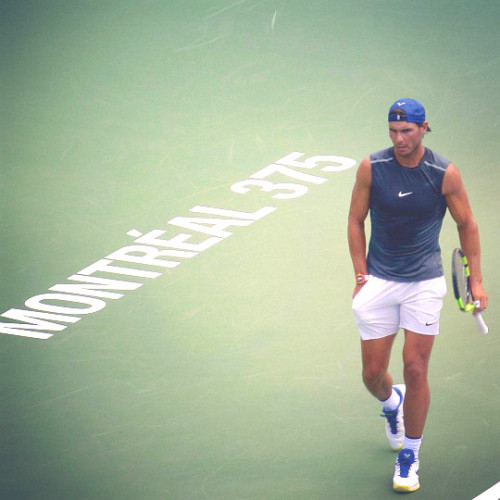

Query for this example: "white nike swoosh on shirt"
[398,191,413,198]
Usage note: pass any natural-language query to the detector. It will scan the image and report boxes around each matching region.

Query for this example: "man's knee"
[403,331,434,384]
[403,357,429,385]
[362,363,387,387]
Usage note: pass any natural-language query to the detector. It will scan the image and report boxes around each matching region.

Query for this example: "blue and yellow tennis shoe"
[380,384,406,450]
[393,448,420,492]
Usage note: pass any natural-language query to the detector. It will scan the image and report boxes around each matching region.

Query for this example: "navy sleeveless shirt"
[367,147,451,282]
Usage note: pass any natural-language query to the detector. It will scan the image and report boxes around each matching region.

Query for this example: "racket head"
[451,248,473,311]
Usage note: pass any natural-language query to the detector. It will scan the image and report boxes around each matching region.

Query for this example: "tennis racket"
[451,248,488,334]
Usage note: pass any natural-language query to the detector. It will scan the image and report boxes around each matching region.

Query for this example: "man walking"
[347,98,487,492]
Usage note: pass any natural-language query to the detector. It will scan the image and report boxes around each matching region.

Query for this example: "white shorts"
[352,275,447,340]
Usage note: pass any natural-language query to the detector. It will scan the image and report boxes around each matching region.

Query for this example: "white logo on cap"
[397,101,406,106]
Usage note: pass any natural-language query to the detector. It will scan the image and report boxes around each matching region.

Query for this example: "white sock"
[403,436,422,459]
[381,387,401,411]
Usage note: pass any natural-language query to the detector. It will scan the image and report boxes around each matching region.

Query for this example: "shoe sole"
[393,483,420,493]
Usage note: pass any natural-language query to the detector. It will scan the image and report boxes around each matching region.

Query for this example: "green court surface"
[1,1,499,499]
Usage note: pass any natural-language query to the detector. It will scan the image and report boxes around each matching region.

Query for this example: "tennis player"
[347,98,488,492]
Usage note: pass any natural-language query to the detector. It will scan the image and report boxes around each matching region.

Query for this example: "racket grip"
[473,313,488,335]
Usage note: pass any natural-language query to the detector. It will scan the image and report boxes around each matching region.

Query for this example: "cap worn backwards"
[388,98,431,131]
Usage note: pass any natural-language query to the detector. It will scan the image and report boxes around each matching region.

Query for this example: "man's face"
[388,121,427,157]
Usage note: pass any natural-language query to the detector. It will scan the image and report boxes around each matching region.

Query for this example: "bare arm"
[443,163,488,312]
[348,157,371,297]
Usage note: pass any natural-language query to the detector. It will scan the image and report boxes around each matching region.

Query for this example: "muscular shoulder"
[356,148,394,187]
[355,156,372,188]
[442,163,463,196]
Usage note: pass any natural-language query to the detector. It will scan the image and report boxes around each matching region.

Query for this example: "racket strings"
[452,251,470,303]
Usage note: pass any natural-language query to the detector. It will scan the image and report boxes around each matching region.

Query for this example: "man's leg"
[360,334,397,401]
[402,330,435,438]
[361,333,407,451]
[353,277,405,449]
[393,330,435,493]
